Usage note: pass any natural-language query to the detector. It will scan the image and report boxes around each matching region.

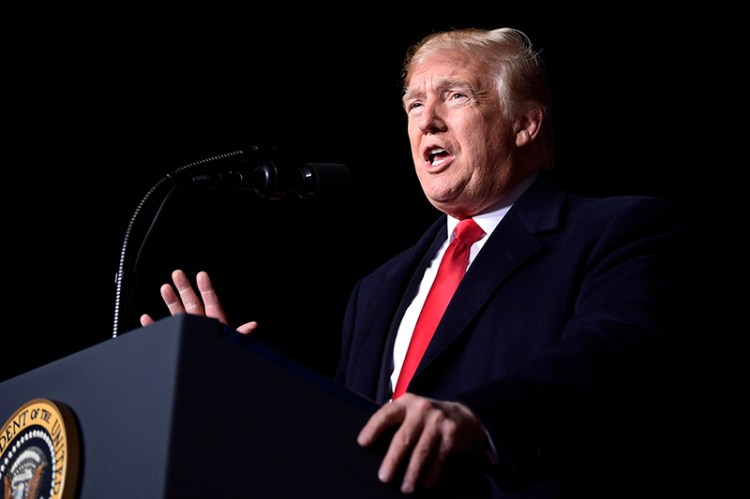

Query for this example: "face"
[403,50,518,218]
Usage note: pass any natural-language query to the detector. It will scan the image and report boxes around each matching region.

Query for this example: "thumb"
[236,321,260,336]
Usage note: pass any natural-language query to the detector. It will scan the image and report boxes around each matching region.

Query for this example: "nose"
[417,100,447,134]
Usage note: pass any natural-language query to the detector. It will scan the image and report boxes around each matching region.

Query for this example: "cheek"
[408,127,422,159]
[460,130,487,161]
[477,128,509,159]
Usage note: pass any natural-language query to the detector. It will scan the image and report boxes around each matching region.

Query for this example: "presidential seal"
[0,399,79,499]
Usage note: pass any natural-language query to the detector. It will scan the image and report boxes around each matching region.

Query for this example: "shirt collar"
[445,170,539,239]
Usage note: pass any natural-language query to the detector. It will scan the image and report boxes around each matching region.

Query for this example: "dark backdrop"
[4,9,712,394]
[3,6,732,496]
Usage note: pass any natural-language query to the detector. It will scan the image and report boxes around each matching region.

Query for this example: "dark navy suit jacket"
[335,171,687,498]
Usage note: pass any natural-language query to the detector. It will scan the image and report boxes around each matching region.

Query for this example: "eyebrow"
[403,77,472,106]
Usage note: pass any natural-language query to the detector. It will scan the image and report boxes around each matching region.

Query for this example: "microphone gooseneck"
[112,147,350,338]
[112,147,257,338]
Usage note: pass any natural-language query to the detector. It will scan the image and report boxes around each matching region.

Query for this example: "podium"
[0,315,490,498]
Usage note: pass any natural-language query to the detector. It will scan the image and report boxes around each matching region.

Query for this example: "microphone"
[112,147,351,338]
[191,161,351,200]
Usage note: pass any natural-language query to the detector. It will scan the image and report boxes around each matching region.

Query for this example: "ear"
[514,106,543,147]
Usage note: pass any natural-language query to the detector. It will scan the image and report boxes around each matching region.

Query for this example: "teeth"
[427,147,447,165]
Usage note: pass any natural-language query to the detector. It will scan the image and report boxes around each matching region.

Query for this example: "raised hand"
[139,269,258,335]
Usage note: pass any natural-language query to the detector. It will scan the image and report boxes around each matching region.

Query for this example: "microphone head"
[189,160,351,201]
[252,159,284,200]
[290,163,351,200]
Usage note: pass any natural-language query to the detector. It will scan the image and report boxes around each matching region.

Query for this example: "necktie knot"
[454,218,485,246]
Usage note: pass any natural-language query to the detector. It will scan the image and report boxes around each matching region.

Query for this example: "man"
[142,27,686,497]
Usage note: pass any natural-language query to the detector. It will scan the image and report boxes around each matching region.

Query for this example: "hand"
[357,393,488,494]
[139,269,259,335]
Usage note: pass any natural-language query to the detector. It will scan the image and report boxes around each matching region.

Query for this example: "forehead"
[405,50,490,94]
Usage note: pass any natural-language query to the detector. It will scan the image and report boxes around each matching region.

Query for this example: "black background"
[4,7,721,396]
[2,5,733,494]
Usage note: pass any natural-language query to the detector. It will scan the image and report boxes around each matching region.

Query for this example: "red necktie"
[392,218,485,399]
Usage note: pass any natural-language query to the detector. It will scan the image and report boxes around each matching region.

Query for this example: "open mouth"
[426,147,450,166]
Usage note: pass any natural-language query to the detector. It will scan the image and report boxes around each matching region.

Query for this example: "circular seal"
[0,398,79,499]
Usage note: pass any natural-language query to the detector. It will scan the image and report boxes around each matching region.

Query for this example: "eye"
[406,101,423,113]
[449,91,467,101]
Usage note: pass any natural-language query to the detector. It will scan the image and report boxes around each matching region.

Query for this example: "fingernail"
[401,480,414,494]
[378,464,391,483]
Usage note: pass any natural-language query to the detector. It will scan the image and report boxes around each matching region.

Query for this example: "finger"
[160,283,186,316]
[195,271,228,323]
[375,401,425,486]
[378,418,422,487]
[236,321,260,335]
[358,400,404,447]
[140,313,155,327]
[171,269,205,316]
[400,426,441,494]
[413,401,484,491]
[418,436,450,491]
[407,419,450,492]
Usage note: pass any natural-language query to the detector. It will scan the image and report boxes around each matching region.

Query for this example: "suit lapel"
[414,172,566,383]
[373,219,447,402]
